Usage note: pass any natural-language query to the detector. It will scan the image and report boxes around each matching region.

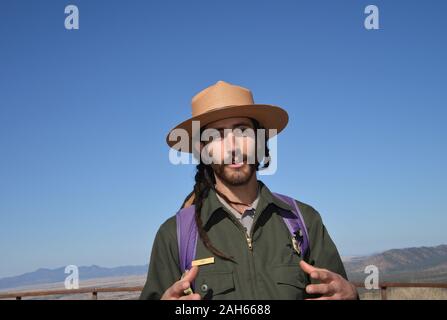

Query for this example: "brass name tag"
[192,257,215,267]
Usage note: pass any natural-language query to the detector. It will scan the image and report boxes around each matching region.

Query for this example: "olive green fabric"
[140,181,347,300]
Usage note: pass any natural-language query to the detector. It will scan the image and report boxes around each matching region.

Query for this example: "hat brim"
[166,104,288,153]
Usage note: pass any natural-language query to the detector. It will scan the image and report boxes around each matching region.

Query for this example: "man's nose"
[224,132,246,158]
[224,130,245,152]
[223,130,235,150]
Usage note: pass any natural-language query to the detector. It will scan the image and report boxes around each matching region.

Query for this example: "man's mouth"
[226,158,245,168]
[227,162,244,169]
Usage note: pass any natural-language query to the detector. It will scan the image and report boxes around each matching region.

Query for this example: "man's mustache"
[203,147,258,165]
[221,151,247,165]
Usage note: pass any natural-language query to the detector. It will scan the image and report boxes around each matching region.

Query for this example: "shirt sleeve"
[298,202,348,280]
[139,217,181,300]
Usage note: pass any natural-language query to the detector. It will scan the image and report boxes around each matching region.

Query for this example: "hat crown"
[191,80,255,117]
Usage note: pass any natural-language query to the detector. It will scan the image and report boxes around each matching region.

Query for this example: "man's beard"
[211,160,257,186]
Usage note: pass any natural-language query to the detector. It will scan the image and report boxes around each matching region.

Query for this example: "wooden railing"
[351,282,447,300]
[1,283,446,300]
[0,286,144,300]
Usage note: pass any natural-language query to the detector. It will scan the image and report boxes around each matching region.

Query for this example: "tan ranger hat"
[166,80,289,153]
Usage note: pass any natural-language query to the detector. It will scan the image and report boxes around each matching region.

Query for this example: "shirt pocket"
[195,271,235,300]
[272,264,308,300]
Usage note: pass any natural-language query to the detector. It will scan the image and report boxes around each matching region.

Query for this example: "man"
[140,81,357,300]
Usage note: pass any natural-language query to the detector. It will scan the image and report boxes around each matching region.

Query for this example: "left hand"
[299,260,358,300]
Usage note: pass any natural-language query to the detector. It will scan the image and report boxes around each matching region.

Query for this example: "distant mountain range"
[0,265,148,290]
[344,244,447,283]
[1,244,446,290]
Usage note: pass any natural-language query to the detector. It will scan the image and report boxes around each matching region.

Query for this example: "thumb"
[299,260,317,275]
[182,266,199,284]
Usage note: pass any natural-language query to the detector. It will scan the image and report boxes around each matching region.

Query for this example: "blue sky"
[0,0,446,278]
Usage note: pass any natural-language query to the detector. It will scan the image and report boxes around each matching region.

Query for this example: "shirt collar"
[200,180,293,226]
[215,184,260,217]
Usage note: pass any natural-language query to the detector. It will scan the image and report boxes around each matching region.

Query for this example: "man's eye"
[238,127,253,137]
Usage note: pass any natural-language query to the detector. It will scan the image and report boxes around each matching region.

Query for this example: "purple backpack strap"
[272,193,310,257]
[176,205,198,275]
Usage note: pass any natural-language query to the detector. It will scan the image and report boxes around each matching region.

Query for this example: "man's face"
[201,117,257,186]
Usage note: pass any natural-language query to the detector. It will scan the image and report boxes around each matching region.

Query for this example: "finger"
[168,279,192,297]
[299,260,317,275]
[305,295,335,301]
[308,270,334,283]
[169,267,200,297]
[306,283,336,296]
[299,261,336,282]
[319,270,334,282]
[182,266,200,283]
[179,293,202,300]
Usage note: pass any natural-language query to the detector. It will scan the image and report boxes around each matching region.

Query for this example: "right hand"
[161,266,202,300]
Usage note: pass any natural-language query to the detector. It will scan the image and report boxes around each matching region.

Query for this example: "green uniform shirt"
[140,181,347,300]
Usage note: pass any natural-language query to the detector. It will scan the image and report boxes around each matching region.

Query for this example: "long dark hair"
[180,118,271,262]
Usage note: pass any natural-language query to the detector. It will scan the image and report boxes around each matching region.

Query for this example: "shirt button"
[200,284,208,292]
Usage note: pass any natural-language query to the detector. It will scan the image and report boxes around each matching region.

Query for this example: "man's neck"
[214,173,259,207]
